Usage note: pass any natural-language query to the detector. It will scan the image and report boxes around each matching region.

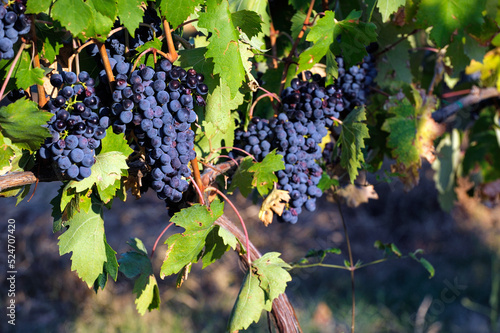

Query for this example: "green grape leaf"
[195,114,237,158]
[229,0,271,37]
[231,9,263,39]
[228,156,254,197]
[298,10,377,74]
[337,106,369,184]
[79,0,116,41]
[160,0,203,30]
[67,131,131,195]
[377,0,406,21]
[116,0,144,38]
[317,172,339,191]
[432,130,460,211]
[93,236,119,292]
[205,79,245,135]
[416,0,485,47]
[0,132,15,171]
[228,270,267,332]
[0,99,52,151]
[252,252,292,310]
[409,251,435,278]
[52,0,93,37]
[16,67,45,89]
[218,225,238,250]
[26,0,52,13]
[58,200,108,288]
[248,150,285,197]
[118,238,160,315]
[35,18,66,63]
[198,0,246,98]
[92,0,118,19]
[160,200,225,278]
[291,11,307,40]
[201,226,230,269]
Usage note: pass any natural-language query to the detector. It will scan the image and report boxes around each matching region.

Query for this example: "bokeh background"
[1,163,499,333]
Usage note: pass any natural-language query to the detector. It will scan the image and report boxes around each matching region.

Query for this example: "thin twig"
[175,18,198,30]
[279,0,316,95]
[151,222,174,259]
[249,92,281,120]
[0,42,26,100]
[30,17,46,107]
[206,187,251,265]
[211,146,257,162]
[337,200,355,333]
[189,175,205,205]
[374,29,418,58]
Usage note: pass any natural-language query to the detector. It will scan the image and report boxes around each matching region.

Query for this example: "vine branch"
[432,86,500,122]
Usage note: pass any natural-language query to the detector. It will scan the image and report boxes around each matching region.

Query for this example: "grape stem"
[337,200,356,333]
[67,39,96,72]
[189,175,206,205]
[209,146,257,162]
[249,89,281,120]
[190,157,205,200]
[374,29,418,57]
[269,21,279,69]
[151,222,174,259]
[208,154,239,166]
[95,40,115,91]
[0,42,26,100]
[30,16,47,107]
[162,18,178,62]
[130,48,171,74]
[205,186,251,265]
[279,0,316,95]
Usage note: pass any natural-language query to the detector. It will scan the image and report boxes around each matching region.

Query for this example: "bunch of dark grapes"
[38,71,109,181]
[234,71,341,223]
[107,58,207,203]
[335,54,377,114]
[0,0,30,60]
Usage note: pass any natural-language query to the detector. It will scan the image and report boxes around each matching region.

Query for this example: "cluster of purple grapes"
[105,58,207,202]
[335,54,377,114]
[235,72,340,223]
[0,0,30,59]
[38,71,109,180]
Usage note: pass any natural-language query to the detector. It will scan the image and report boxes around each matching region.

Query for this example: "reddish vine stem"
[163,18,178,62]
[208,154,239,166]
[441,89,471,99]
[206,186,251,265]
[189,175,206,205]
[211,146,257,162]
[95,40,115,91]
[30,17,47,107]
[279,0,315,95]
[151,222,174,259]
[249,91,281,120]
[0,42,25,100]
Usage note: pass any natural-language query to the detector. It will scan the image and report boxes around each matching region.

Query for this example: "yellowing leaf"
[259,188,290,226]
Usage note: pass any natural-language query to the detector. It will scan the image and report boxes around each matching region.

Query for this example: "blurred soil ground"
[0,164,498,333]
